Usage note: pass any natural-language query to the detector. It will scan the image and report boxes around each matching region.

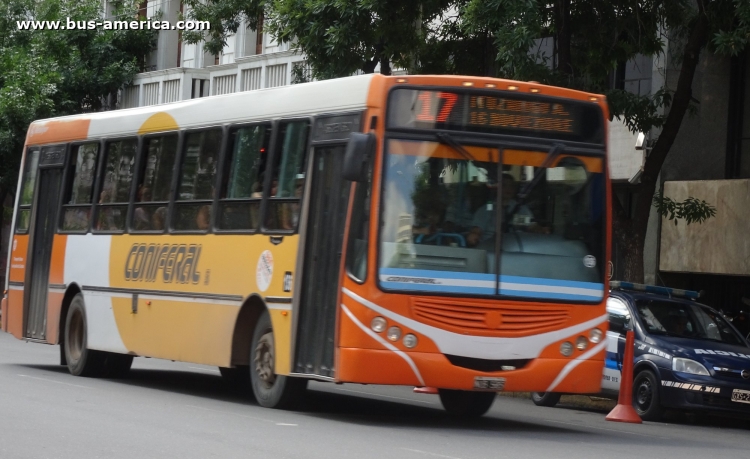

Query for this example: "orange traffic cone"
[413,386,439,394]
[606,330,642,423]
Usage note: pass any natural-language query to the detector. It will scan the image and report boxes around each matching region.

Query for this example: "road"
[1,331,748,459]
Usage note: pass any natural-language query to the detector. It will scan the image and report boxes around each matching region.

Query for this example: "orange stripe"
[26,119,91,145]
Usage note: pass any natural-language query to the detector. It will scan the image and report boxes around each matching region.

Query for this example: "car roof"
[609,289,714,312]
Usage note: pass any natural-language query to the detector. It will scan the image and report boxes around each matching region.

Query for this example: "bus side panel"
[6,235,29,339]
[45,234,68,344]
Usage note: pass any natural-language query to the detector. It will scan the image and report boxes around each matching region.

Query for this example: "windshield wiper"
[435,132,477,162]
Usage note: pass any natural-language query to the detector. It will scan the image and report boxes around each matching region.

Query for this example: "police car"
[532,282,750,421]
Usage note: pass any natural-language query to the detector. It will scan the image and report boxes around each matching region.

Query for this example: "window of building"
[15,148,41,233]
[217,124,272,231]
[173,129,222,231]
[265,120,310,231]
[61,143,100,232]
[95,138,137,232]
[131,134,178,232]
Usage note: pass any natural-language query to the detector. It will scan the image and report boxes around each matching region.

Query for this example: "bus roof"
[24,73,605,147]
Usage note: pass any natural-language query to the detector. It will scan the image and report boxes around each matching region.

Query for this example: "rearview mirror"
[343,132,375,182]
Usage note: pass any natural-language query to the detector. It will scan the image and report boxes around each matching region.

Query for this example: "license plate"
[474,377,505,391]
[731,389,750,404]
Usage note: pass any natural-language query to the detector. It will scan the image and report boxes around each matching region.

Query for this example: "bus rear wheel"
[438,389,495,417]
[249,311,306,409]
[64,294,105,377]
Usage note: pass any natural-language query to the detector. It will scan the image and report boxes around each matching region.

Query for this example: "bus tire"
[64,294,105,377]
[633,370,664,421]
[438,389,495,417]
[249,311,307,409]
[102,353,133,378]
[531,392,562,407]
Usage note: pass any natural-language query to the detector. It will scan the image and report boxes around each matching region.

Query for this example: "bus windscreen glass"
[387,88,605,144]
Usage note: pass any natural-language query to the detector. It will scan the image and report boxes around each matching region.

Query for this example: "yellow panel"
[112,297,238,367]
[269,310,293,375]
[137,112,179,135]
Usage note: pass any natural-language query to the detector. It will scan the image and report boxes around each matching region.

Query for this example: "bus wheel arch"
[229,294,266,368]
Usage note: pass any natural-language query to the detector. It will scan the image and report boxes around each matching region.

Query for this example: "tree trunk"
[554,0,572,75]
[614,12,709,283]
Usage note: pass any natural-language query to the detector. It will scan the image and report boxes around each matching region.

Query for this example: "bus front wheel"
[438,389,495,417]
[249,311,307,409]
[64,294,105,377]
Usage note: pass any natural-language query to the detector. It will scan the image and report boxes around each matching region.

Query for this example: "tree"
[0,0,156,236]
[185,0,747,282]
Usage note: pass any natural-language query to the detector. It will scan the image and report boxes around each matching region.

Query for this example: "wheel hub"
[254,332,276,387]
[636,379,652,408]
[68,309,84,361]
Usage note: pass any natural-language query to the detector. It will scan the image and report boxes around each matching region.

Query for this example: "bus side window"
[94,139,137,232]
[217,124,272,231]
[173,129,222,232]
[15,148,41,233]
[61,143,100,232]
[131,134,178,232]
[265,120,310,231]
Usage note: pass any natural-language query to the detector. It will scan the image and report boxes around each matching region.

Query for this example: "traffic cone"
[413,386,439,394]
[605,330,642,423]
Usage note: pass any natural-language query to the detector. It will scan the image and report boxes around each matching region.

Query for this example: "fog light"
[403,334,418,348]
[560,341,574,357]
[589,328,603,344]
[371,317,387,333]
[387,326,402,342]
[576,336,588,351]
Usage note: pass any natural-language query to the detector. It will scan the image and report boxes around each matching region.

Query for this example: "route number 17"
[416,91,458,123]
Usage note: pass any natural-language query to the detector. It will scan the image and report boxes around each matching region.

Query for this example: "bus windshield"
[379,138,605,301]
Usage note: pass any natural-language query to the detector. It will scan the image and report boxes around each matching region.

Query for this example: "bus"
[2,74,610,416]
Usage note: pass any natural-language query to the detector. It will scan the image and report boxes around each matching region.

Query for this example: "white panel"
[163,79,180,103]
[213,74,237,95]
[83,290,129,353]
[122,85,140,109]
[608,117,645,181]
[265,64,287,88]
[241,68,261,91]
[142,82,159,106]
[64,234,111,287]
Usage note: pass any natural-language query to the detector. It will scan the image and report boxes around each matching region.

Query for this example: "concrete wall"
[660,179,750,275]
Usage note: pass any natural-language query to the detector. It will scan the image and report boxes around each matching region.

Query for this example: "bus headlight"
[560,341,574,357]
[403,334,418,348]
[387,326,402,342]
[575,336,588,351]
[589,328,603,344]
[371,317,387,333]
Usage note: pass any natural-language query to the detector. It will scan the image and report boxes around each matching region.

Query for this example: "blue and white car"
[532,282,750,421]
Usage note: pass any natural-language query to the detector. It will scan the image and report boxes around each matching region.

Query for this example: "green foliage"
[652,191,717,226]
[0,0,156,193]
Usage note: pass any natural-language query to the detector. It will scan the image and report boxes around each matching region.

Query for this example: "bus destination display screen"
[387,88,605,144]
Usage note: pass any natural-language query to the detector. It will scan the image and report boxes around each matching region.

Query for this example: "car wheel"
[249,311,307,409]
[531,392,562,407]
[438,389,495,417]
[633,370,664,421]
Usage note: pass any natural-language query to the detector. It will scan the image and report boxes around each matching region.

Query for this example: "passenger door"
[24,145,66,340]
[294,144,351,377]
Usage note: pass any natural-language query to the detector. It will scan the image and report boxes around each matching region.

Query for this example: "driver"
[468,174,534,245]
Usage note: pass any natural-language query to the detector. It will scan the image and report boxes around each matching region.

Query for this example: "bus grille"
[411,298,571,336]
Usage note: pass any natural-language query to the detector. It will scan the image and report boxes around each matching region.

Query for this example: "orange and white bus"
[2,74,610,415]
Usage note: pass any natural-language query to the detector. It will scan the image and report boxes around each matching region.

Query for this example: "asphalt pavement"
[1,331,748,459]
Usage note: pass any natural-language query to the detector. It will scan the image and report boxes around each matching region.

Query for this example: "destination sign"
[387,88,604,144]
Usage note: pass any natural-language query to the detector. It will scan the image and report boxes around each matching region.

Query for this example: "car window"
[635,299,746,346]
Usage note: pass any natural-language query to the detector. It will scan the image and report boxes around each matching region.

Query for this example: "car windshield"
[378,138,605,301]
[635,299,747,346]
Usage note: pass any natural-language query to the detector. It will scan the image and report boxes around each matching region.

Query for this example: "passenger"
[196,205,211,230]
[470,174,540,243]
[152,207,167,230]
[133,185,152,230]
